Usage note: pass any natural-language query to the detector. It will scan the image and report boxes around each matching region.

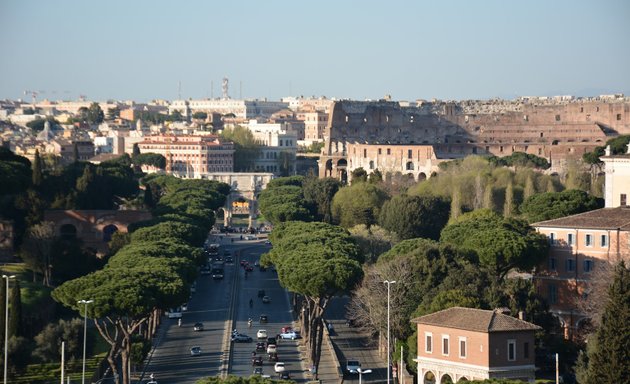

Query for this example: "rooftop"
[411,307,542,333]
[532,207,630,230]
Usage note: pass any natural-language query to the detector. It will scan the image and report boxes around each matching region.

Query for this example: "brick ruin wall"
[320,98,630,177]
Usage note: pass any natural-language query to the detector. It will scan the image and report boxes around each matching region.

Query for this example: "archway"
[418,172,427,181]
[406,161,414,170]
[423,371,436,384]
[102,224,118,242]
[337,159,347,168]
[325,159,333,177]
[441,374,454,383]
[458,377,469,382]
[60,224,77,240]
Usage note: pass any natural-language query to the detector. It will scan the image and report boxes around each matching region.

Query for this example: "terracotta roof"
[411,307,541,333]
[532,207,630,230]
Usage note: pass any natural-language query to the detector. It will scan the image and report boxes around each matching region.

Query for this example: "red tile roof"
[411,307,541,333]
[532,207,630,230]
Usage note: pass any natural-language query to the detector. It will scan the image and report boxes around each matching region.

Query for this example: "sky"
[1,0,629,103]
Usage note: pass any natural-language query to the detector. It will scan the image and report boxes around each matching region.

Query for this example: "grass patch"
[15,353,106,384]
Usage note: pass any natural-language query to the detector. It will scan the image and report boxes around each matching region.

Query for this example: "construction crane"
[23,90,39,104]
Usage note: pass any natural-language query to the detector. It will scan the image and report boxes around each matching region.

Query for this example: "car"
[279,330,299,340]
[268,352,279,362]
[181,303,188,311]
[274,362,285,373]
[193,322,204,331]
[252,356,263,366]
[255,342,266,352]
[167,307,182,319]
[259,314,268,323]
[231,334,253,343]
[257,289,266,298]
[264,240,271,245]
[245,265,254,272]
[262,296,271,304]
[279,371,290,380]
[190,346,202,356]
[346,360,361,373]
[267,344,277,354]
[245,235,257,240]
[225,256,233,263]
[240,260,249,266]
[253,367,264,375]
[257,329,268,339]
[267,336,277,346]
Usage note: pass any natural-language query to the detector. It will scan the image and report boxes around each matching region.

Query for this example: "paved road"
[141,234,307,383]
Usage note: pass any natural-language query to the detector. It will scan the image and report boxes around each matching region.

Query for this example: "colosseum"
[318,95,630,182]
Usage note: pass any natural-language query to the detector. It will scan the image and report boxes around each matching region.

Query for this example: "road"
[142,234,306,383]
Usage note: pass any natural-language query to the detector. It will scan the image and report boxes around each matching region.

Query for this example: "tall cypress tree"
[8,280,22,337]
[32,149,43,187]
[143,184,155,208]
[0,280,4,347]
[586,261,630,384]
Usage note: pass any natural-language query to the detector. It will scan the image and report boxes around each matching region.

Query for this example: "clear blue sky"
[1,0,629,103]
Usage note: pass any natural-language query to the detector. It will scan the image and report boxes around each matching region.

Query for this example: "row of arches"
[423,371,468,384]
[59,223,119,242]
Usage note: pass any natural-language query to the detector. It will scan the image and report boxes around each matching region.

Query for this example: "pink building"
[412,307,540,383]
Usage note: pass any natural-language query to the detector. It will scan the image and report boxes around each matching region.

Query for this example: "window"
[425,333,433,353]
[549,257,557,271]
[584,259,594,273]
[442,335,449,356]
[363,149,367,158]
[407,149,412,159]
[378,148,382,155]
[566,258,575,272]
[507,340,516,361]
[601,235,608,247]
[549,233,556,245]
[387,148,391,155]
[524,342,530,359]
[617,113,622,121]
[585,234,592,246]
[555,115,561,121]
[622,194,627,206]
[459,337,467,358]
[549,284,557,304]
[567,233,574,246]
[369,161,374,170]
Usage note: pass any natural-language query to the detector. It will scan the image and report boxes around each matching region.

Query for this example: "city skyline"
[1,0,629,103]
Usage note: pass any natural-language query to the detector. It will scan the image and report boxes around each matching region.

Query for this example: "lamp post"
[357,368,372,384]
[78,299,93,384]
[383,280,396,384]
[2,275,15,384]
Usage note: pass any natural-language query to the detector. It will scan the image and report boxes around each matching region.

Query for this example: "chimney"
[518,311,525,320]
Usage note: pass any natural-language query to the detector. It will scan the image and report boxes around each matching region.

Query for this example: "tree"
[144,184,155,208]
[302,176,342,223]
[369,169,383,183]
[8,280,22,337]
[331,182,389,228]
[503,180,514,217]
[220,125,261,171]
[87,102,105,124]
[520,189,603,223]
[259,181,314,225]
[440,210,549,278]
[582,262,630,384]
[351,167,368,183]
[53,266,189,384]
[33,318,84,363]
[378,194,449,240]
[32,149,43,186]
[20,222,55,286]
[132,143,141,158]
[348,224,397,264]
[261,221,363,368]
[192,111,208,120]
[0,279,4,349]
[107,106,121,120]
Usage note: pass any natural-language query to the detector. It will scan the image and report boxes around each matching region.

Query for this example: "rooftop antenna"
[211,80,214,99]
[239,81,242,99]
[178,80,182,100]
[222,77,229,100]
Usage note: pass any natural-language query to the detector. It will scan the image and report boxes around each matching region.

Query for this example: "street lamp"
[2,275,15,384]
[357,368,372,384]
[78,299,93,384]
[383,280,396,384]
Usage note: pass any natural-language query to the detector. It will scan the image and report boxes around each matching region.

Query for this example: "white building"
[169,99,288,120]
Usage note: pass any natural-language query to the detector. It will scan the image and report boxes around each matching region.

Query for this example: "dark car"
[255,342,266,352]
[193,322,204,331]
[257,289,266,298]
[253,367,264,375]
[245,265,254,272]
[252,356,263,366]
[225,255,233,263]
[279,371,290,380]
[268,352,279,362]
[259,314,268,323]
[267,336,277,346]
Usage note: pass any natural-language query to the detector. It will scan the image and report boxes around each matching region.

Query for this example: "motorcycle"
[248,318,253,328]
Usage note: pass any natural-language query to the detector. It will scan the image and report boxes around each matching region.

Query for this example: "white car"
[257,329,268,339]
[274,362,285,373]
[267,344,277,354]
[279,330,298,340]
[346,360,361,373]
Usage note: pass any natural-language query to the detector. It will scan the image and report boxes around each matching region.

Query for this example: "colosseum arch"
[418,172,427,181]
[102,224,118,242]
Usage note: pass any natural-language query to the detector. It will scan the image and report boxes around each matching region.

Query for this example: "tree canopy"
[258,177,314,225]
[331,182,389,228]
[520,189,603,223]
[440,209,549,278]
[378,194,450,240]
[220,125,261,171]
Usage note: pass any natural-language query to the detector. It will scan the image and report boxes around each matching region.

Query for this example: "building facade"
[138,134,234,177]
[412,307,540,384]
